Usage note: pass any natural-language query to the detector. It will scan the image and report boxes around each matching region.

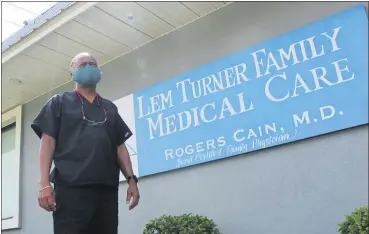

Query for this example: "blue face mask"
[72,65,101,85]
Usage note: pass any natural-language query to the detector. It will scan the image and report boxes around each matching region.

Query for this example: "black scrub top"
[31,91,132,187]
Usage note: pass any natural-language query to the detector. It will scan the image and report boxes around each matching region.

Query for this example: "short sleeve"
[114,105,133,146]
[31,95,61,139]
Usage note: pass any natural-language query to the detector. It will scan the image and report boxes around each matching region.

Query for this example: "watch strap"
[127,175,138,183]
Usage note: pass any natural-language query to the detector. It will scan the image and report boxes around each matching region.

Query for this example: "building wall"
[6,2,368,234]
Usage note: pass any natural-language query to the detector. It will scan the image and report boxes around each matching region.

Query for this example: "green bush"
[143,213,221,234]
[338,206,368,234]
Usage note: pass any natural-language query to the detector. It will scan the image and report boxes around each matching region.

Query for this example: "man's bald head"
[70,52,98,74]
[70,52,102,87]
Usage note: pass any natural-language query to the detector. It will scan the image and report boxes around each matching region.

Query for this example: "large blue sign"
[132,5,368,177]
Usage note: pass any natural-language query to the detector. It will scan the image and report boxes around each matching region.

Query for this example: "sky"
[1,1,57,42]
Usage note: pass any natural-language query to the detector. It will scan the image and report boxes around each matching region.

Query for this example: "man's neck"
[75,84,97,100]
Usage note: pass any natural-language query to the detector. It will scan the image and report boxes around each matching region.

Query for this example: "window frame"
[1,105,22,230]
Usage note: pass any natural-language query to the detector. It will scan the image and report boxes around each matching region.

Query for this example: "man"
[31,52,140,234]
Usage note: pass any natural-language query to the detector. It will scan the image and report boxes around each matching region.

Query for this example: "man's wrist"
[129,180,137,186]
[39,179,50,187]
[127,175,138,184]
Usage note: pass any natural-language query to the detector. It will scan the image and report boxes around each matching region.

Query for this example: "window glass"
[1,123,17,220]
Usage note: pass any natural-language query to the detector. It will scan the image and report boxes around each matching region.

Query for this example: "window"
[1,105,22,230]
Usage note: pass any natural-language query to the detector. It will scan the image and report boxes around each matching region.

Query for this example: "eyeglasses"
[75,90,107,126]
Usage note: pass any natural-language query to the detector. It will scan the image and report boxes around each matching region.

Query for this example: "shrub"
[338,206,368,234]
[143,213,221,234]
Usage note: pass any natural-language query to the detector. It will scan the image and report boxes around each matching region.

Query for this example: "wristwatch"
[127,175,138,184]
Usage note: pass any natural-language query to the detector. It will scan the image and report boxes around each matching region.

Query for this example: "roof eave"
[1,1,96,64]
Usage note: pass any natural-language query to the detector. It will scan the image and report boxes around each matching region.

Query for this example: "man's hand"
[38,184,56,212]
[126,181,140,210]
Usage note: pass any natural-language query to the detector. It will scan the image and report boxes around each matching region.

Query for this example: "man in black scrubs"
[32,52,140,234]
